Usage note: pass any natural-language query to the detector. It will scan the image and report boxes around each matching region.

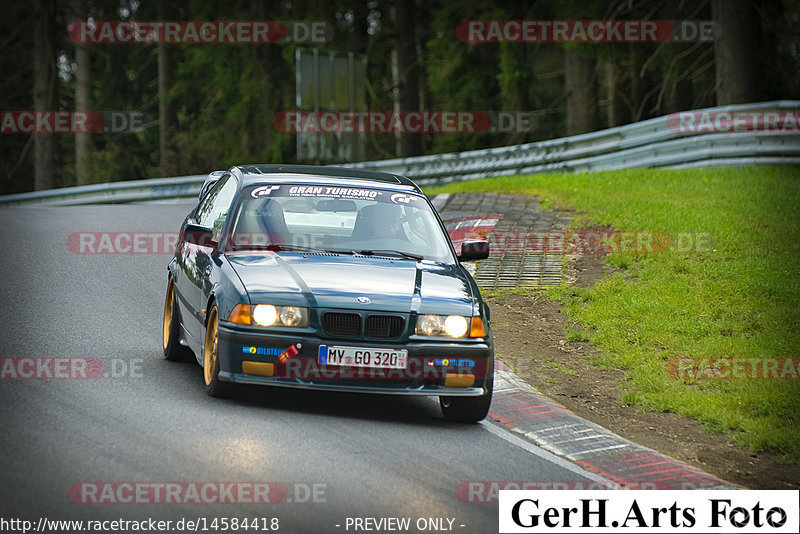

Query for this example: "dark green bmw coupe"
[163,165,494,422]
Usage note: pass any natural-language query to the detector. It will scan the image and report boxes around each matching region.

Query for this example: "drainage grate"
[437,193,572,289]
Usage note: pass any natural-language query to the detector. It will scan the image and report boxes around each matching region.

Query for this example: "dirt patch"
[487,252,800,490]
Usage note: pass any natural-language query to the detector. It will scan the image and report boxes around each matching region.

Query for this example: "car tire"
[163,277,194,363]
[203,304,232,397]
[439,372,493,423]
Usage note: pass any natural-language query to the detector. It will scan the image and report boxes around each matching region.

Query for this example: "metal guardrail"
[342,100,800,184]
[0,175,205,207]
[1,101,798,206]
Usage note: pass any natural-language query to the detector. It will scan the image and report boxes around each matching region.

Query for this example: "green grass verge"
[427,166,800,462]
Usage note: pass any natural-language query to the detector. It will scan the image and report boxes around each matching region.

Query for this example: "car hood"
[226,252,475,315]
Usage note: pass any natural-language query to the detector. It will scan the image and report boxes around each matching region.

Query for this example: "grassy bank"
[427,166,800,462]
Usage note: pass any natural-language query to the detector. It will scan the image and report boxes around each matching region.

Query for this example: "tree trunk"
[660,1,695,113]
[158,44,175,175]
[605,61,630,127]
[392,0,422,157]
[349,0,369,54]
[664,77,694,113]
[565,48,598,135]
[73,0,90,185]
[158,4,177,176]
[33,0,57,191]
[712,0,759,105]
[628,46,646,122]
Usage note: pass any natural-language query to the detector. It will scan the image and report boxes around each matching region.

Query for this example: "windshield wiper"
[269,244,359,256]
[355,249,424,261]
[231,243,326,253]
[320,248,358,255]
[232,242,422,260]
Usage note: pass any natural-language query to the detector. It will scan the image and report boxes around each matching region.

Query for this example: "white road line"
[480,418,615,484]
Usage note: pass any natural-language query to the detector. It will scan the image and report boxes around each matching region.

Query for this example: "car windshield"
[226,184,455,263]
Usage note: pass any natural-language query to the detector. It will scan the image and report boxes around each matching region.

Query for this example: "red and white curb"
[490,360,739,490]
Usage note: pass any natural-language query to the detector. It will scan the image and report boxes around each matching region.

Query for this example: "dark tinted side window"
[195,175,238,239]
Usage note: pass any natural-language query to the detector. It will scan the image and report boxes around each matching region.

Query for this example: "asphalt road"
[0,202,605,533]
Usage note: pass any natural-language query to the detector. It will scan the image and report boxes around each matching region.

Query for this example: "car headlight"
[278,306,307,327]
[253,304,278,326]
[228,304,308,328]
[415,314,485,338]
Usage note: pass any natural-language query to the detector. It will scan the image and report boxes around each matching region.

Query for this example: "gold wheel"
[163,279,174,351]
[203,307,219,387]
[163,277,193,362]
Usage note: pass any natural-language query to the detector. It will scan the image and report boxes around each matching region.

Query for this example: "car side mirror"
[183,223,217,248]
[458,240,490,261]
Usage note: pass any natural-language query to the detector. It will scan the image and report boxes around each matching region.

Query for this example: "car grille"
[365,315,405,339]
[321,312,361,337]
[320,312,406,339]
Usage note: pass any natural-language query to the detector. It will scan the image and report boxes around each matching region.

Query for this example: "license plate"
[318,345,407,369]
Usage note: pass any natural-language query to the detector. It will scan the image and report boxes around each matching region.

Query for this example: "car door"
[176,173,238,343]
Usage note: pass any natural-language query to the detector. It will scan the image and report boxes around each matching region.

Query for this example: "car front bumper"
[216,323,494,397]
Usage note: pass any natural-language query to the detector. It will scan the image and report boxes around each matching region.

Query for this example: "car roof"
[232,164,422,194]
